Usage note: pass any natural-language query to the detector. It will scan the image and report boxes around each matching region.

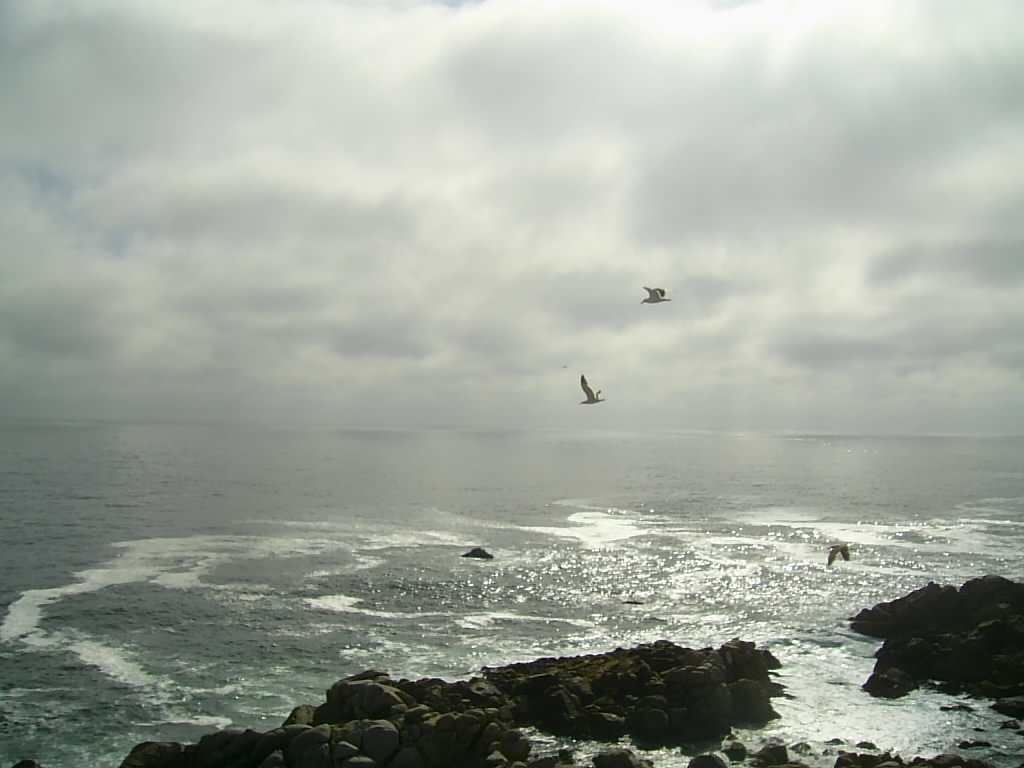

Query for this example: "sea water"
[0,422,1022,767]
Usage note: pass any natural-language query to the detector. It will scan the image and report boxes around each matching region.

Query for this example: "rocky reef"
[80,638,781,768]
[850,574,1024,710]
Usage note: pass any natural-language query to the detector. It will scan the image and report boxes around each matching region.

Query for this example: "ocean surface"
[1,422,1022,767]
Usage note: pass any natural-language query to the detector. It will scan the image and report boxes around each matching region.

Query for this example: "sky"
[1,0,1023,433]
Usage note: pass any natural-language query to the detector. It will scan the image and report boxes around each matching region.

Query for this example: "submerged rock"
[462,547,494,559]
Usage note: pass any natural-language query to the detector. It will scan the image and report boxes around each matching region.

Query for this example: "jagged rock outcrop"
[481,638,782,746]
[98,639,781,768]
[850,575,1024,700]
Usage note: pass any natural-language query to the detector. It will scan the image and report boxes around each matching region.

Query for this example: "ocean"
[1,422,1022,767]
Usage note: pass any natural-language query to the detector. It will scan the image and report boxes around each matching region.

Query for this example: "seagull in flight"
[579,374,605,405]
[827,544,850,566]
[642,287,671,304]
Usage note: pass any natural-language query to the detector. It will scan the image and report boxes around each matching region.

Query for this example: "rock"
[722,741,748,761]
[284,704,318,726]
[256,750,287,768]
[462,547,494,559]
[362,719,401,763]
[117,742,184,768]
[286,724,331,766]
[956,741,990,749]
[863,667,917,698]
[752,743,789,766]
[592,748,653,768]
[851,576,1024,700]
[688,754,729,768]
[993,696,1024,717]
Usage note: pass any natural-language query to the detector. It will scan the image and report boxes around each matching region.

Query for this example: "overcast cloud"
[1,0,1022,433]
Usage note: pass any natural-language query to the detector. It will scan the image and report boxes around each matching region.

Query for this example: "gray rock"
[256,750,287,768]
[752,744,789,766]
[482,750,510,768]
[294,743,331,768]
[287,724,331,763]
[500,729,532,763]
[722,741,748,762]
[592,748,652,768]
[688,754,728,768]
[285,704,318,726]
[340,757,377,768]
[248,725,310,766]
[362,720,400,764]
[332,741,361,762]
[389,746,425,768]
[117,741,184,768]
[993,696,1024,718]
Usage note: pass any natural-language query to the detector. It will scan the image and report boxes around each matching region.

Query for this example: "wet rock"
[102,639,781,768]
[993,695,1024,717]
[117,741,184,768]
[851,576,1024,700]
[592,748,653,768]
[462,547,494,559]
[752,743,789,766]
[722,740,748,761]
[863,667,918,698]
[688,754,729,768]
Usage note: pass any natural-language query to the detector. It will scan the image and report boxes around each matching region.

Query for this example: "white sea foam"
[306,594,446,620]
[64,634,157,688]
[524,510,644,548]
[455,611,596,631]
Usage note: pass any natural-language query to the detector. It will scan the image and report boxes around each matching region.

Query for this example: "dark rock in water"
[863,667,918,698]
[117,742,184,768]
[850,575,1024,699]
[689,754,729,768]
[481,638,781,747]
[993,695,1024,718]
[722,740,748,761]
[462,547,494,559]
[592,747,654,768]
[751,743,789,766]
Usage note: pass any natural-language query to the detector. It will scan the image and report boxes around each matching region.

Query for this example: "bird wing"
[827,547,839,566]
[643,287,657,298]
[655,288,666,298]
[840,544,850,561]
[580,374,596,400]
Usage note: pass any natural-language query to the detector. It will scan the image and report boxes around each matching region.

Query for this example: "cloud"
[1,0,1022,432]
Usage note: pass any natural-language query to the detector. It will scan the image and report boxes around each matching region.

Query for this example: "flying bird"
[642,287,671,304]
[827,544,850,566]
[579,374,605,405]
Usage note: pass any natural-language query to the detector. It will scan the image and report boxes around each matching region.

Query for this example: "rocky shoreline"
[8,577,1024,768]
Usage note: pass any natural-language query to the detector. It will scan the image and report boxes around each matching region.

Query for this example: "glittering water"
[1,423,1022,767]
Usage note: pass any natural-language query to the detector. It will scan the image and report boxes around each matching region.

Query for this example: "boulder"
[688,755,729,768]
[851,576,1024,699]
[462,547,494,559]
[117,742,184,768]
